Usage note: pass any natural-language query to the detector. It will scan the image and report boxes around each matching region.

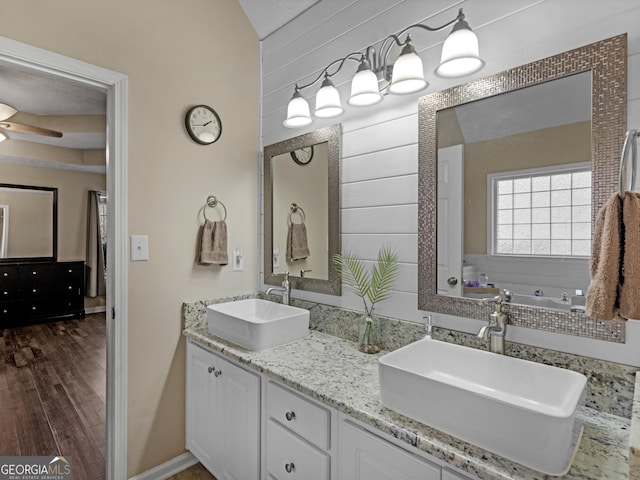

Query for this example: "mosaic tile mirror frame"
[418,34,627,342]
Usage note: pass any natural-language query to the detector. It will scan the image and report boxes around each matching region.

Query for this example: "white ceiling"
[0,63,106,150]
[238,0,319,39]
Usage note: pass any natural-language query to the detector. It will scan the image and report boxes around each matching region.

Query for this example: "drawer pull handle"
[3,273,7,277]
[32,306,37,310]
[207,366,215,374]
[68,286,73,290]
[32,271,37,275]
[68,269,73,273]
[3,309,7,313]
[214,370,222,378]
[33,289,37,293]
[285,463,295,474]
[3,291,7,295]
[285,411,296,421]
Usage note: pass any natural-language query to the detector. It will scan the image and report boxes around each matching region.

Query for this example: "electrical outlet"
[232,248,244,272]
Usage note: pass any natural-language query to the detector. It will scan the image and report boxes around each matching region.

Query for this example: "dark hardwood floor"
[168,463,216,480]
[0,313,106,480]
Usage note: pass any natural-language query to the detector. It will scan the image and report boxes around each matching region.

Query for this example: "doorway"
[0,36,127,479]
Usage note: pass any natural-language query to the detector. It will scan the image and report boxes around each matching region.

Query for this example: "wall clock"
[290,145,314,165]
[185,105,222,145]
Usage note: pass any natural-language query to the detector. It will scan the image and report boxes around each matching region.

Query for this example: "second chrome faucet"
[266,271,291,305]
[477,295,508,354]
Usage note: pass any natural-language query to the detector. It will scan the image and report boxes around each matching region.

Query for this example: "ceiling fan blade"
[0,103,17,121]
[0,121,63,138]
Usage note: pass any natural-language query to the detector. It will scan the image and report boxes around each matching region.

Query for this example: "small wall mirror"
[0,183,58,262]
[418,35,627,342]
[264,124,341,295]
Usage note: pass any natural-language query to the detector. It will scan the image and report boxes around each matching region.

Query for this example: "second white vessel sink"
[207,298,309,351]
[378,339,587,475]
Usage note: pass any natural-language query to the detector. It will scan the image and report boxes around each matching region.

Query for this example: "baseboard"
[85,306,107,314]
[128,452,198,480]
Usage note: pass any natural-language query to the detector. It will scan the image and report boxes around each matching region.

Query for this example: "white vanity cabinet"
[186,340,260,480]
[264,381,333,480]
[338,419,441,480]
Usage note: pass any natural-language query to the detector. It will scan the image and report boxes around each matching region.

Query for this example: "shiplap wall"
[259,0,640,365]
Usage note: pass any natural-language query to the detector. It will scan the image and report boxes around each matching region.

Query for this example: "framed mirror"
[418,35,627,342]
[0,183,58,263]
[264,124,341,295]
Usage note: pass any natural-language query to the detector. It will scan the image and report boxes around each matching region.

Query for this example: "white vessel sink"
[378,339,587,475]
[207,298,309,351]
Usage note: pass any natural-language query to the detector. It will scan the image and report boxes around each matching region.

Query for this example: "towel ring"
[288,202,305,224]
[203,195,227,222]
[619,130,638,198]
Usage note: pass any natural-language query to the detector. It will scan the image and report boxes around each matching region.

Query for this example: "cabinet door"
[186,341,220,473]
[338,420,440,480]
[217,356,260,480]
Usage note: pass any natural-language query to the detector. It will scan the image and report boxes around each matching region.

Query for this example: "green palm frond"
[332,252,370,299]
[332,247,399,316]
[368,247,399,305]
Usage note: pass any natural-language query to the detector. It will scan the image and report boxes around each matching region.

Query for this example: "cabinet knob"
[68,286,73,290]
[32,271,37,275]
[285,411,296,421]
[68,269,73,273]
[33,289,37,293]
[3,272,7,277]
[32,306,37,311]
[214,370,222,378]
[284,463,295,474]
[207,366,215,374]
[3,291,7,295]
[3,309,7,314]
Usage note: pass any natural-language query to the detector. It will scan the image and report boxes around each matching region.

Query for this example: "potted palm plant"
[332,247,399,353]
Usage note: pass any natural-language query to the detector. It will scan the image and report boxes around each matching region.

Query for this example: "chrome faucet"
[477,295,508,354]
[266,271,291,305]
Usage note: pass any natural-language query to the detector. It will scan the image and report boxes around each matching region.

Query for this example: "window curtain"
[86,190,106,297]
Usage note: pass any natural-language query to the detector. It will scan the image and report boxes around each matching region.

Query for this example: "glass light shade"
[348,64,382,107]
[388,44,428,95]
[435,27,485,78]
[283,90,312,128]
[315,79,344,118]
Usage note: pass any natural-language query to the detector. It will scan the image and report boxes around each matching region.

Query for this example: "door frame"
[0,36,128,479]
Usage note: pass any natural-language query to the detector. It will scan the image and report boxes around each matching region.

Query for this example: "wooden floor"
[0,314,106,480]
[168,463,216,480]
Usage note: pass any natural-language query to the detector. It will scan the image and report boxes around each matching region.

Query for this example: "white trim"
[0,204,8,258]
[85,305,108,314]
[0,36,128,480]
[128,452,199,480]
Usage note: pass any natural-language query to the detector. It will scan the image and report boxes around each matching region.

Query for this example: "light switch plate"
[131,235,149,261]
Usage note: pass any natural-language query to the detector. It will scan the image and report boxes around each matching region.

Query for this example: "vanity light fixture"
[283,8,484,128]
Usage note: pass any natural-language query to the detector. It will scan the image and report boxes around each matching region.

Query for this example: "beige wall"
[0,162,106,260]
[463,121,591,253]
[2,0,259,476]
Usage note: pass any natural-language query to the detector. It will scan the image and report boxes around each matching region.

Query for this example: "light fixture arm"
[295,52,362,92]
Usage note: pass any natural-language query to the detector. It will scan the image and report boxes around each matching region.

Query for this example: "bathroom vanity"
[183,320,630,480]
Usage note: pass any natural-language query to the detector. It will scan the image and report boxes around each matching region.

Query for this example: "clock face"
[290,145,314,165]
[185,105,222,145]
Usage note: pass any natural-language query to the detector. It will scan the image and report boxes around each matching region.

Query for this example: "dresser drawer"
[267,381,330,450]
[266,419,329,480]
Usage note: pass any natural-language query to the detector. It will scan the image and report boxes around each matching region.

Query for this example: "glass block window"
[490,164,591,257]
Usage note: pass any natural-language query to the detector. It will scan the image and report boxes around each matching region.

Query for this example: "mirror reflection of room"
[271,142,329,280]
[436,72,592,310]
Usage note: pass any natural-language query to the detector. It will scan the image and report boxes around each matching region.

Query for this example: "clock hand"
[192,121,213,127]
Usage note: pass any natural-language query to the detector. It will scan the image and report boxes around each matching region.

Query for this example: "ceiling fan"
[0,103,63,141]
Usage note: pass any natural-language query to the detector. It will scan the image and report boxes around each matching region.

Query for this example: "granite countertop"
[183,326,631,480]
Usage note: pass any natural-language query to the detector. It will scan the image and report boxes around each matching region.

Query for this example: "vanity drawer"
[266,419,329,480]
[266,381,330,450]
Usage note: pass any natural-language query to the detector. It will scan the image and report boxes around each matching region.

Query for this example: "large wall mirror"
[418,35,627,342]
[264,124,341,295]
[0,183,58,262]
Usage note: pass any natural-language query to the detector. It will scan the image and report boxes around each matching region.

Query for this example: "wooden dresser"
[0,261,85,328]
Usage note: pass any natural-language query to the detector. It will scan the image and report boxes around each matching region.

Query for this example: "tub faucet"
[266,271,291,305]
[477,296,507,354]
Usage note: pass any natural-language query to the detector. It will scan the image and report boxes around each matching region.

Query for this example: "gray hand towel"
[286,223,310,261]
[200,219,228,265]
[586,193,622,320]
